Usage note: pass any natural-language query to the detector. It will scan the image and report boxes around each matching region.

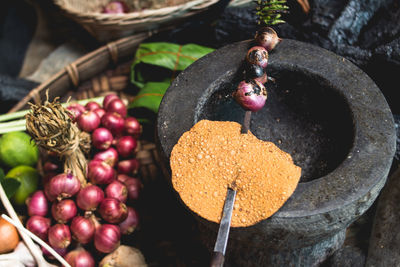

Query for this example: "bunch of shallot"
[25,94,142,265]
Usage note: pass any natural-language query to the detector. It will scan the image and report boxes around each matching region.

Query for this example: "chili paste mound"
[170,120,301,227]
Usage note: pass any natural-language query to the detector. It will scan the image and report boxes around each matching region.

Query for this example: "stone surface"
[210,0,400,115]
[200,227,346,267]
[325,246,366,267]
[327,0,392,45]
[365,166,400,267]
[156,39,396,265]
[394,115,400,161]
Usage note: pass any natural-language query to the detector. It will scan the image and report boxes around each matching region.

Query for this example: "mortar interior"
[194,68,354,183]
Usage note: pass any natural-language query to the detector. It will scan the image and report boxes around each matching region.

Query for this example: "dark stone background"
[1,0,400,265]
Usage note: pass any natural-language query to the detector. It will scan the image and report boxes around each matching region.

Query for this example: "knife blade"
[210,188,236,267]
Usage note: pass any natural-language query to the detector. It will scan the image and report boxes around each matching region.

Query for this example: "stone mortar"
[156,39,396,266]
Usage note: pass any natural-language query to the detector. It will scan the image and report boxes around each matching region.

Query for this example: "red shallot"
[101,112,125,137]
[87,160,116,185]
[93,147,119,167]
[116,136,137,158]
[76,184,104,211]
[51,199,77,223]
[92,128,113,150]
[27,190,48,216]
[47,172,81,200]
[119,207,139,235]
[77,111,101,132]
[65,248,95,267]
[48,224,71,249]
[94,224,121,253]
[70,216,95,244]
[105,180,128,203]
[98,197,128,224]
[26,215,51,241]
[124,117,142,138]
[233,79,267,112]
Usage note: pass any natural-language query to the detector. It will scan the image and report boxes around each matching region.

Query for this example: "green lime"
[0,131,39,168]
[6,165,39,205]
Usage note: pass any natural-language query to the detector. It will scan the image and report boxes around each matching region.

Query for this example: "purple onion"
[246,46,268,69]
[51,199,78,223]
[119,207,139,235]
[102,1,129,14]
[26,216,51,241]
[92,127,113,150]
[66,103,86,120]
[65,248,95,267]
[94,224,121,253]
[98,198,128,224]
[245,63,265,79]
[233,79,267,112]
[27,190,48,216]
[47,172,81,200]
[105,180,128,203]
[70,216,95,244]
[48,224,71,249]
[254,27,281,52]
[87,160,116,185]
[76,184,104,211]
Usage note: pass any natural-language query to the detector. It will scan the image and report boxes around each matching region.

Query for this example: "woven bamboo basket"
[52,0,221,42]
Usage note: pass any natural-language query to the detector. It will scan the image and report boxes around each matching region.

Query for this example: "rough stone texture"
[325,246,366,267]
[327,0,392,45]
[209,0,400,116]
[311,0,347,34]
[359,0,400,49]
[365,166,400,267]
[200,227,346,267]
[393,115,400,161]
[156,39,396,265]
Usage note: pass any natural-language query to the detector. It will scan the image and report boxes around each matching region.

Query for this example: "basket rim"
[9,33,150,113]
[53,0,220,22]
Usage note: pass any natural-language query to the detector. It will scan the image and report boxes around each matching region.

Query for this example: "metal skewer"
[210,188,237,267]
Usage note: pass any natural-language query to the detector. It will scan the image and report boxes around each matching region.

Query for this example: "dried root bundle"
[25,97,90,186]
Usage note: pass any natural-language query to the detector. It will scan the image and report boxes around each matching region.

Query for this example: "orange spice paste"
[170,120,301,227]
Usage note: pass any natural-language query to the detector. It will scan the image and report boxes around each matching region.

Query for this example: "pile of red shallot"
[25,94,142,266]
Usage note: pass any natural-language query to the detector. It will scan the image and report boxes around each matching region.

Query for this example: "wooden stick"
[241,111,252,134]
[0,184,49,267]
[1,214,70,267]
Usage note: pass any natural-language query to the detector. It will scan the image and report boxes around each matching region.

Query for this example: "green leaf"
[131,42,214,88]
[129,82,170,113]
[136,42,180,69]
[255,0,288,26]
[1,178,21,198]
